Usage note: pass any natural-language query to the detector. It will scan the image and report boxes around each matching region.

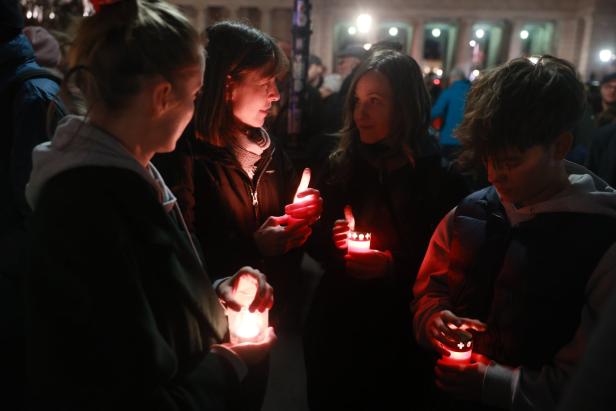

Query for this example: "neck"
[88,110,153,168]
[519,166,570,208]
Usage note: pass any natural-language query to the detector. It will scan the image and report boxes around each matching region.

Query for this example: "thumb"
[262,215,288,228]
[344,205,355,231]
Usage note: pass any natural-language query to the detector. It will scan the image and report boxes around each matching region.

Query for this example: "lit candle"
[442,330,473,364]
[287,168,312,228]
[293,168,311,204]
[347,231,372,253]
[226,276,269,344]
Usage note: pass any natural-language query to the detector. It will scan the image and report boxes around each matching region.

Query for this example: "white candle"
[347,231,371,253]
[226,276,269,344]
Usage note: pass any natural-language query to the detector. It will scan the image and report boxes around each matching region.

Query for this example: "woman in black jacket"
[179,21,323,330]
[304,49,469,410]
[25,2,273,410]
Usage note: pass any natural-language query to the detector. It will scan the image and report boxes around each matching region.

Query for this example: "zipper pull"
[251,189,259,207]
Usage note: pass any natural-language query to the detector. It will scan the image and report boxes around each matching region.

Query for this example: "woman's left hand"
[434,353,491,401]
[217,266,274,312]
[344,249,393,279]
[284,188,323,225]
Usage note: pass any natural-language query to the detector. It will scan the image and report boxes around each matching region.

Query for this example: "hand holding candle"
[220,267,273,344]
[425,310,486,358]
[285,168,323,226]
[434,352,489,401]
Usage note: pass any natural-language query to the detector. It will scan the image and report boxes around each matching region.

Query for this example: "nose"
[269,82,280,102]
[486,161,506,184]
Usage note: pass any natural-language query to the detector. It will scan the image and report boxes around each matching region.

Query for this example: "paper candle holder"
[443,329,473,364]
[226,276,269,344]
[226,307,269,344]
[347,231,372,253]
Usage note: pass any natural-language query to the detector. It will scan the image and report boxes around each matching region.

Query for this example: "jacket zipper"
[248,148,274,222]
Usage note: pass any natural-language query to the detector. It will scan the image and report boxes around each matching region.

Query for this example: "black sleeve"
[27,174,239,410]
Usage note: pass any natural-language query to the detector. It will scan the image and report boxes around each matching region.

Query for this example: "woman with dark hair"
[304,49,468,410]
[169,21,322,333]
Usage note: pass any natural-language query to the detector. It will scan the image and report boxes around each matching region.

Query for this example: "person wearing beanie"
[0,2,63,408]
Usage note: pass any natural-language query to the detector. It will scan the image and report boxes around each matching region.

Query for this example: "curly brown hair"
[456,55,585,167]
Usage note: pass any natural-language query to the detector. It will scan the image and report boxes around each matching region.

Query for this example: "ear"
[553,131,573,160]
[151,80,174,117]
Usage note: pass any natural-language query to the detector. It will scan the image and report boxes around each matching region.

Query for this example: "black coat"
[304,140,469,410]
[587,123,616,186]
[157,134,302,324]
[27,167,238,410]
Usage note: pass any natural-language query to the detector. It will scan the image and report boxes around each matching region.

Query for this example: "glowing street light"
[520,30,529,40]
[363,43,372,51]
[469,40,477,47]
[475,28,485,39]
[49,11,55,20]
[470,69,480,81]
[26,10,32,19]
[348,26,357,35]
[356,14,372,34]
[528,56,540,65]
[435,68,443,77]
[432,28,442,38]
[389,27,399,37]
[599,49,614,63]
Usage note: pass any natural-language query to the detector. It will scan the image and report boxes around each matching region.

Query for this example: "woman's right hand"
[254,215,312,256]
[332,219,350,250]
[425,310,487,355]
[222,327,277,365]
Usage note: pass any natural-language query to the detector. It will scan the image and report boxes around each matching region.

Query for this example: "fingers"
[261,215,288,228]
[459,317,487,332]
[344,205,355,231]
[285,226,312,252]
[333,219,350,249]
[236,267,273,313]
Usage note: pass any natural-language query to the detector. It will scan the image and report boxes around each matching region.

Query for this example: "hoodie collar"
[501,161,616,226]
[26,115,176,211]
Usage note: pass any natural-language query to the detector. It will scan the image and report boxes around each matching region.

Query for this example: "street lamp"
[475,28,485,39]
[520,30,529,40]
[348,26,357,35]
[432,28,441,38]
[356,14,372,34]
[388,27,398,37]
[599,49,614,63]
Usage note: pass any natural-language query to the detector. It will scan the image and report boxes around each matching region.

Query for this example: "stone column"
[508,19,525,60]
[453,18,474,72]
[410,18,425,65]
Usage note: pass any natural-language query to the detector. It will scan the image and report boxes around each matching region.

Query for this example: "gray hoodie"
[27,115,177,212]
[26,115,207,269]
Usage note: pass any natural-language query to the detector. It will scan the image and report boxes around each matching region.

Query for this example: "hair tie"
[90,0,125,13]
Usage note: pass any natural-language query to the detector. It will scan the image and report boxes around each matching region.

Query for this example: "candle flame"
[293,168,311,203]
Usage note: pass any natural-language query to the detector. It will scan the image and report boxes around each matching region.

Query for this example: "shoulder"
[37,167,157,212]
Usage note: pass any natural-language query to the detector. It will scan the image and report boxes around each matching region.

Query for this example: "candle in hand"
[442,329,473,364]
[293,168,311,204]
[347,231,372,253]
[226,276,269,344]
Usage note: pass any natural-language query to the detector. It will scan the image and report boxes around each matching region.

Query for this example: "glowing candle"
[442,330,473,364]
[226,276,269,344]
[293,168,311,204]
[347,231,372,253]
